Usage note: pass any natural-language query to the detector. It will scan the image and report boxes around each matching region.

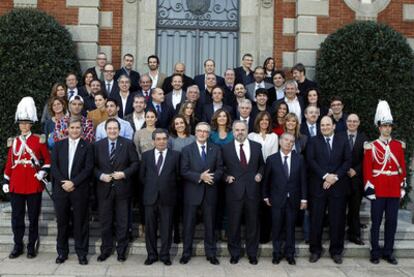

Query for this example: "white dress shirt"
[67,88,79,99]
[149,71,159,89]
[285,96,302,123]
[120,92,129,116]
[133,112,145,131]
[68,138,80,178]
[280,150,292,177]
[196,141,208,157]
[105,80,114,93]
[172,90,183,109]
[213,102,223,112]
[234,139,251,163]
[154,148,168,173]
[247,132,278,161]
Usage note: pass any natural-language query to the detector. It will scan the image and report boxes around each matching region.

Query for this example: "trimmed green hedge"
[0,8,80,171]
[316,21,414,206]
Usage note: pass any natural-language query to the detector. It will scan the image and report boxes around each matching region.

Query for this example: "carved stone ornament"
[186,0,211,15]
[262,0,273,9]
[343,0,391,20]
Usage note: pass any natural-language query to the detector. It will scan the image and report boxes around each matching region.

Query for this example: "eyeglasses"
[196,130,209,134]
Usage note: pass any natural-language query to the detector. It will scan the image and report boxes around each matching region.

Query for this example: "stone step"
[0,234,413,258]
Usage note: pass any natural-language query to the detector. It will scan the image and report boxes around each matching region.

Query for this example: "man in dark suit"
[345,113,368,245]
[306,116,351,264]
[86,52,106,81]
[124,95,146,133]
[222,68,237,106]
[165,74,186,113]
[245,66,273,102]
[300,106,320,138]
[201,86,234,123]
[234,53,254,85]
[292,63,317,99]
[102,63,120,96]
[94,118,139,262]
[51,119,94,265]
[135,74,153,103]
[146,88,174,129]
[162,63,195,93]
[194,59,225,91]
[222,120,265,265]
[109,75,136,118]
[180,122,224,265]
[140,129,180,266]
[263,133,307,265]
[114,53,141,92]
[236,99,254,133]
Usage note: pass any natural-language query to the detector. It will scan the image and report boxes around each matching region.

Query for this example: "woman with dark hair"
[305,87,329,120]
[283,112,308,154]
[168,115,195,244]
[87,92,108,128]
[178,100,198,135]
[209,109,234,145]
[272,101,289,136]
[263,57,275,83]
[79,69,95,94]
[134,110,157,159]
[41,82,68,124]
[82,78,103,112]
[42,97,67,149]
[248,111,278,160]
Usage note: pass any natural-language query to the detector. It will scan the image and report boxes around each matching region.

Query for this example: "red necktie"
[239,143,247,169]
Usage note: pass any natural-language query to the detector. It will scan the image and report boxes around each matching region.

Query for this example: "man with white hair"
[236,99,254,133]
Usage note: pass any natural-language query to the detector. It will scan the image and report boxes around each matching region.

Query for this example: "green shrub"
[316,21,414,207]
[0,8,80,177]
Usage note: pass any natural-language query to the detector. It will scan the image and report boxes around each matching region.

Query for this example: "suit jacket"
[300,122,320,139]
[102,80,120,96]
[109,91,137,118]
[162,74,195,94]
[124,113,145,133]
[235,116,255,133]
[221,140,265,201]
[146,101,175,129]
[180,142,224,205]
[145,72,167,88]
[94,136,139,200]
[194,74,225,91]
[234,66,254,85]
[347,131,368,183]
[114,68,141,92]
[51,138,94,197]
[245,82,273,102]
[262,151,307,209]
[139,149,180,206]
[86,66,102,81]
[165,90,186,112]
[201,103,234,124]
[306,133,351,197]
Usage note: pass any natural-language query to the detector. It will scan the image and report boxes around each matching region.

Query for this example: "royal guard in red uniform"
[363,100,406,265]
[2,97,51,259]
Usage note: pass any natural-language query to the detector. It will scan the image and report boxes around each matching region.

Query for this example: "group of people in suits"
[2,53,407,268]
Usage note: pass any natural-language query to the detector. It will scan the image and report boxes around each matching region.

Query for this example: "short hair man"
[115,53,141,92]
[234,53,254,85]
[194,58,225,91]
[330,96,347,133]
[246,66,273,101]
[86,52,107,81]
[124,95,146,132]
[146,55,166,89]
[300,105,320,138]
[162,62,195,93]
[291,63,317,98]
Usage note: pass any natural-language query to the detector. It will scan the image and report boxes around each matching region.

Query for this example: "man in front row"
[51,119,94,265]
[222,120,264,265]
[140,129,180,266]
[180,122,223,265]
[94,118,139,262]
[263,133,307,265]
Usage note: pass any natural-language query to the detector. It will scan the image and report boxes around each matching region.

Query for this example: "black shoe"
[207,256,220,265]
[162,259,172,266]
[26,247,36,259]
[230,256,239,264]
[179,256,190,264]
[97,253,110,262]
[248,256,258,265]
[55,255,68,264]
[272,256,281,264]
[78,256,88,265]
[117,254,127,262]
[9,248,23,259]
[331,254,343,264]
[144,257,158,265]
[383,255,398,265]
[349,237,365,245]
[309,253,320,263]
[286,256,296,265]
[370,257,380,264]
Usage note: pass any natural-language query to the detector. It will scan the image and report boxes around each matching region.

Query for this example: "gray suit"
[246,82,273,102]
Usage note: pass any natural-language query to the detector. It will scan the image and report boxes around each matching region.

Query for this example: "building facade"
[1,0,413,78]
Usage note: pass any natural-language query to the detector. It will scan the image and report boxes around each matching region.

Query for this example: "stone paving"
[0,252,413,277]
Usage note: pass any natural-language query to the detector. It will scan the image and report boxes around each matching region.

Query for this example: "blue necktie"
[201,145,207,163]
[69,90,74,99]
[156,104,161,114]
[326,137,331,158]
[310,125,316,137]
[283,155,289,178]
[109,142,116,164]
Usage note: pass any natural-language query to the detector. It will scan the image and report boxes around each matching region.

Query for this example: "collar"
[235,139,248,147]
[284,96,298,103]
[347,131,357,136]
[379,136,391,144]
[307,121,316,128]
[324,134,334,141]
[134,112,145,120]
[69,137,81,145]
[155,148,167,155]
[173,89,182,95]
[196,141,207,149]
[108,138,117,145]
[280,150,292,159]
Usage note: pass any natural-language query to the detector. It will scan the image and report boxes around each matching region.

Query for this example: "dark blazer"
[180,142,224,206]
[146,101,175,130]
[114,68,141,93]
[140,149,180,206]
[250,104,272,122]
[300,122,320,139]
[162,74,195,94]
[267,87,283,106]
[94,136,139,200]
[347,131,368,182]
[306,133,352,197]
[165,90,186,112]
[262,151,307,209]
[194,74,225,91]
[51,138,94,196]
[86,66,101,81]
[235,116,255,133]
[102,80,120,96]
[109,91,137,119]
[221,140,265,201]
[124,113,145,133]
[294,134,308,155]
[201,103,234,124]
[245,82,273,102]
[234,66,254,85]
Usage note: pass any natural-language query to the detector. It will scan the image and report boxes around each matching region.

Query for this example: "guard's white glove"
[2,184,9,193]
[34,170,46,181]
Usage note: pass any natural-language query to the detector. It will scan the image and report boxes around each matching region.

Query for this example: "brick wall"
[99,0,122,68]
[378,0,414,38]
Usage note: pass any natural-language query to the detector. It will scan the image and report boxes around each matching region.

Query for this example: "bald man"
[162,63,195,94]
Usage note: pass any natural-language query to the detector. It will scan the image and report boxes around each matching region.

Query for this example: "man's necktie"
[310,125,316,137]
[107,83,111,93]
[349,134,355,150]
[326,137,331,158]
[156,104,161,115]
[283,155,289,178]
[69,90,74,99]
[201,145,207,163]
[239,143,247,169]
[156,151,163,175]
[109,142,116,164]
